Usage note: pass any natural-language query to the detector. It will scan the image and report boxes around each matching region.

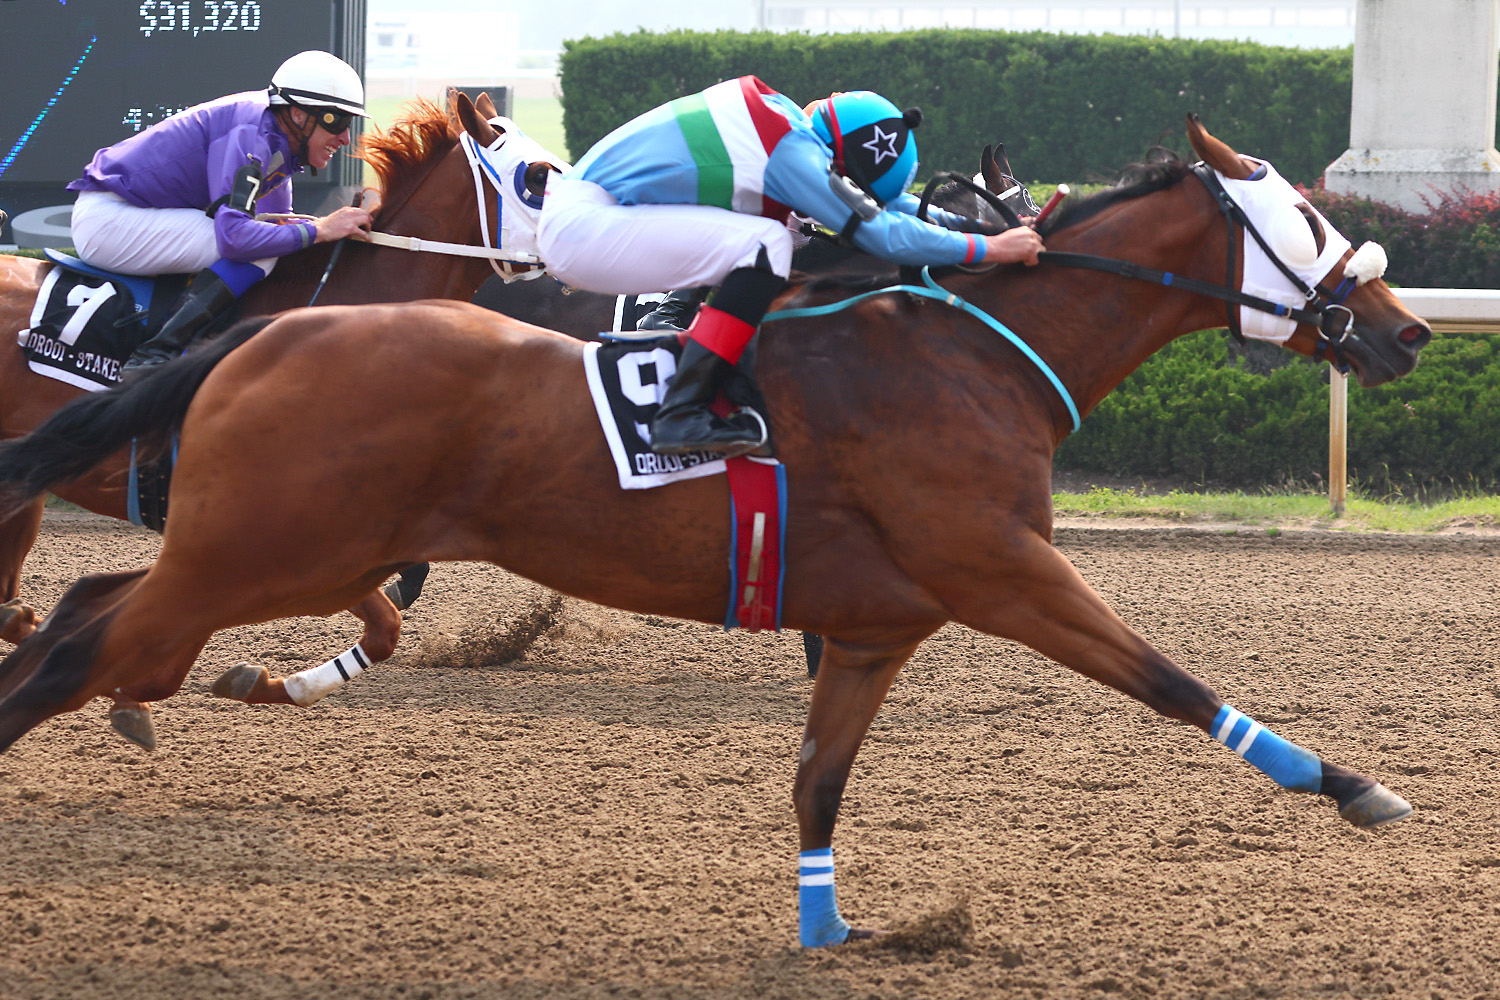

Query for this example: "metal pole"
[1174,0,1182,37]
[1329,369,1348,516]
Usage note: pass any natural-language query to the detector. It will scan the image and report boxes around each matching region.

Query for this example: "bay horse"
[0,91,548,653]
[0,119,1431,946]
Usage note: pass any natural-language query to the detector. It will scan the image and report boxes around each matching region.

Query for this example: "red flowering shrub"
[1300,180,1500,288]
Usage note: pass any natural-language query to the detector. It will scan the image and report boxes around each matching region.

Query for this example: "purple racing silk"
[69,91,316,262]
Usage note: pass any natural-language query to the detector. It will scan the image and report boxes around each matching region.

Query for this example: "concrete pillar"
[1326,0,1500,212]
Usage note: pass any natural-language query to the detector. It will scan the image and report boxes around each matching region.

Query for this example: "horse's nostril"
[1398,324,1430,348]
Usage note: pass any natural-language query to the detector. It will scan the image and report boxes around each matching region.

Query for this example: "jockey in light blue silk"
[67,50,375,374]
[537,76,1045,457]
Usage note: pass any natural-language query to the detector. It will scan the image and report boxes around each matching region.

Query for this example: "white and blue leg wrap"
[798,848,851,948]
[1212,703,1322,793]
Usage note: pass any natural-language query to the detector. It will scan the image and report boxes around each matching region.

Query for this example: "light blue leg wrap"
[1212,703,1323,793]
[798,848,851,948]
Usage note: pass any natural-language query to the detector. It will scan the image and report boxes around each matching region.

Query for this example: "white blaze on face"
[1215,158,1354,343]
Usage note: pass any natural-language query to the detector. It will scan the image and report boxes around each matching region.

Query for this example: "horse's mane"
[1038,148,1194,236]
[357,98,462,206]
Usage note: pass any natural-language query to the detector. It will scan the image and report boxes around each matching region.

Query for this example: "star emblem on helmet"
[861,125,900,165]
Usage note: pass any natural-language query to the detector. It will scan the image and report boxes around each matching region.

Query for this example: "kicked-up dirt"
[0,512,1497,1000]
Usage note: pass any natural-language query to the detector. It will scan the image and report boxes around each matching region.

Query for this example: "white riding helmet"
[268,50,367,119]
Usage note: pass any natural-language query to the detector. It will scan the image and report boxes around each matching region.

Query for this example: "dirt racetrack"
[1,512,1497,1000]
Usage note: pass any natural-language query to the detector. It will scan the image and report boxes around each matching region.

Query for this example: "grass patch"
[1054,485,1500,533]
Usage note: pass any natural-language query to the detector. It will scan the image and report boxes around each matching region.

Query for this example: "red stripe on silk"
[738,76,792,156]
[761,195,791,224]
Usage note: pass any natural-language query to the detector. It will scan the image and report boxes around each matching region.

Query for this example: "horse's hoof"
[0,598,39,644]
[210,662,267,702]
[381,580,409,611]
[845,927,885,942]
[109,705,156,751]
[1339,783,1412,827]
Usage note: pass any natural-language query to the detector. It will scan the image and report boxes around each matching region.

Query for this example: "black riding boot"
[122,270,238,375]
[637,287,708,332]
[649,258,785,456]
[650,337,764,456]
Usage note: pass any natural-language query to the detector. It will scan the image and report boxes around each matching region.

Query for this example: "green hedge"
[559,29,1353,185]
[1054,330,1500,493]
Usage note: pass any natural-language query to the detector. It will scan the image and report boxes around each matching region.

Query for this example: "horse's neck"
[243,233,491,314]
[961,185,1227,430]
[246,149,494,312]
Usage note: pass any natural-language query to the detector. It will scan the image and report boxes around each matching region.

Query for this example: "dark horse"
[0,91,549,648]
[0,119,1431,946]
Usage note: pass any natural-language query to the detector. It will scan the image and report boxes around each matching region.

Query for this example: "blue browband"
[763,266,1083,433]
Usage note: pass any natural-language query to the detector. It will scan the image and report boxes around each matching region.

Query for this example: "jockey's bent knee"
[538,178,793,294]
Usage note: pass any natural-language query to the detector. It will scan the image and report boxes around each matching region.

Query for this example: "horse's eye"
[1295,203,1327,257]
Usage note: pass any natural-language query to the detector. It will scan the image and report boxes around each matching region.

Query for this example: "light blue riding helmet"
[809,91,922,205]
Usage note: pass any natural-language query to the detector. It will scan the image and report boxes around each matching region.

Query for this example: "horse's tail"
[0,317,274,508]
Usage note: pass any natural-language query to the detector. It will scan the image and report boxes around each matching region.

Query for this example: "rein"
[316,121,546,296]
[764,267,1082,433]
[914,171,1022,234]
[762,160,1375,435]
[1037,163,1360,372]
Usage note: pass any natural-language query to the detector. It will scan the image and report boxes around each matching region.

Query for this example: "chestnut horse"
[0,91,543,647]
[0,119,1431,946]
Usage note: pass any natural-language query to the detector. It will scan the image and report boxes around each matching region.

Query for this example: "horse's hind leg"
[211,586,401,706]
[0,568,180,752]
[792,627,936,947]
[955,535,1410,828]
[0,497,45,643]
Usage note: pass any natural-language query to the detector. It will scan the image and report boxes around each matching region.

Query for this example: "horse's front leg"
[211,588,401,706]
[793,628,935,947]
[0,497,45,643]
[958,534,1411,828]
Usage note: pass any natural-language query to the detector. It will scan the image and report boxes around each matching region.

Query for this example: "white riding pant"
[537,177,793,295]
[69,190,276,278]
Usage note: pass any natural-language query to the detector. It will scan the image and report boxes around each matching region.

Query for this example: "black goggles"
[311,108,355,134]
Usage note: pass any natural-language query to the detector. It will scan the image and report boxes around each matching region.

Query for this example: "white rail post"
[1329,370,1348,516]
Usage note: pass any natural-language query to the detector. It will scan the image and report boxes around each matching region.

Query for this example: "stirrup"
[726,407,769,457]
[121,345,178,376]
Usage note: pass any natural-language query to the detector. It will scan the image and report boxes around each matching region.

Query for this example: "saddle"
[18,251,190,391]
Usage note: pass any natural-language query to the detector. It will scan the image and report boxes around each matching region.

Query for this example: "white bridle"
[362,118,566,283]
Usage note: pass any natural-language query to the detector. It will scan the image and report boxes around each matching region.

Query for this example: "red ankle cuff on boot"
[688,307,757,365]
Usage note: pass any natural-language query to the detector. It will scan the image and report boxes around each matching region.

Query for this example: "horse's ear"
[980,144,1004,193]
[453,88,499,146]
[992,141,1016,180]
[475,92,499,119]
[1186,114,1255,180]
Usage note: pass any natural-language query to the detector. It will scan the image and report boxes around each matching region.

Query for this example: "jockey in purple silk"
[536,76,1045,457]
[67,50,375,374]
